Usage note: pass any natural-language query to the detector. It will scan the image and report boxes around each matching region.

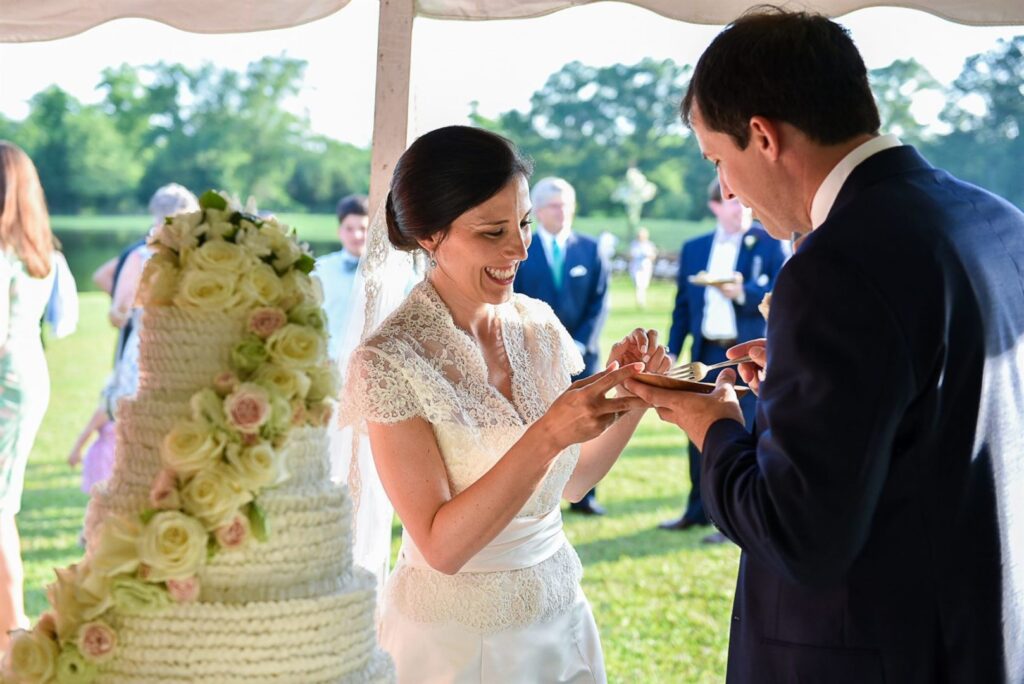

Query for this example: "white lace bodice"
[342,281,586,630]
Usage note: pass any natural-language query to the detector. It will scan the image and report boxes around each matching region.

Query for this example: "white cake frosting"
[82,306,393,683]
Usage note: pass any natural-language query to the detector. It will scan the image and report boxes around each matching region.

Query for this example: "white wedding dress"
[342,280,606,684]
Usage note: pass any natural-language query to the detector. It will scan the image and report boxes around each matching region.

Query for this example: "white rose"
[173,269,241,312]
[253,364,311,400]
[137,511,209,582]
[305,363,340,403]
[266,324,325,370]
[189,239,251,273]
[235,225,274,259]
[268,233,302,272]
[239,262,284,307]
[205,220,236,241]
[279,270,322,309]
[225,441,284,491]
[137,252,180,306]
[7,628,58,683]
[180,464,253,530]
[155,212,202,252]
[160,420,226,478]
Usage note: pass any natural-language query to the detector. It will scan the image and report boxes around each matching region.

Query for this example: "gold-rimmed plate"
[633,372,751,398]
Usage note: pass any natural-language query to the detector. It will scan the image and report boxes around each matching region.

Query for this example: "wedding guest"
[626,8,1024,682]
[0,141,58,648]
[628,226,657,308]
[313,194,369,362]
[658,179,784,542]
[514,177,611,515]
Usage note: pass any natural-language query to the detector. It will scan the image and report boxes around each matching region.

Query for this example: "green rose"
[109,577,171,614]
[231,336,269,375]
[55,645,98,684]
[305,364,340,404]
[286,303,327,333]
[7,628,59,683]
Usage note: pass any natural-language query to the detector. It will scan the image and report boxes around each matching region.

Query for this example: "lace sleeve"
[556,321,586,379]
[340,344,422,426]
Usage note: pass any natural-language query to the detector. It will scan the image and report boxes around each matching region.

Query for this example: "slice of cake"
[2,192,393,684]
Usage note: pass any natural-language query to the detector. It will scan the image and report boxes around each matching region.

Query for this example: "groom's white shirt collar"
[810,134,902,230]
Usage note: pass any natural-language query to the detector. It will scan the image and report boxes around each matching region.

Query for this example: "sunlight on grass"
[25,276,738,681]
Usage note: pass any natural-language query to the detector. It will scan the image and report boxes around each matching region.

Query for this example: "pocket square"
[569,265,588,277]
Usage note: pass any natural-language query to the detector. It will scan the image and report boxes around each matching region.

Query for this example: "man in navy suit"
[514,177,610,515]
[626,8,1024,683]
[660,179,785,541]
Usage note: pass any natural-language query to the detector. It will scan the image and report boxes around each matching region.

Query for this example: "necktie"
[551,240,565,289]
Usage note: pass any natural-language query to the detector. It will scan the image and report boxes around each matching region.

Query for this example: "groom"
[626,8,1024,684]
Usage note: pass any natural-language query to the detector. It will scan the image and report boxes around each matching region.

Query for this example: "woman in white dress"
[342,126,669,683]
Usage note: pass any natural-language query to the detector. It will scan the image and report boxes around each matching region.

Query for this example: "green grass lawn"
[25,276,738,682]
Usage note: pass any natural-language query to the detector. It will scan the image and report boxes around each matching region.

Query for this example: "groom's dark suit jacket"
[701,145,1024,683]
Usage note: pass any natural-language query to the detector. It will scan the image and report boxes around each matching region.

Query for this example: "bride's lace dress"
[342,281,605,682]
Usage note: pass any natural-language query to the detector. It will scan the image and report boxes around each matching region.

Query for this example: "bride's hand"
[536,362,648,452]
[606,328,670,395]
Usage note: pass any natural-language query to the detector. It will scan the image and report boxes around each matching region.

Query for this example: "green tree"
[869,59,941,146]
[479,59,701,219]
[932,36,1024,207]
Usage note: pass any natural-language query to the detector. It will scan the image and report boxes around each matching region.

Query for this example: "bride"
[341,126,669,683]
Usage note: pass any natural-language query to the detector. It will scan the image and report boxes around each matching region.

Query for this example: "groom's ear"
[748,116,781,162]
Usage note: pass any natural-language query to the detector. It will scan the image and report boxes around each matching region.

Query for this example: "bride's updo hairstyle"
[386,126,533,252]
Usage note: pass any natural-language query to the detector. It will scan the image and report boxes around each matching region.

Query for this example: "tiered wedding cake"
[2,192,394,684]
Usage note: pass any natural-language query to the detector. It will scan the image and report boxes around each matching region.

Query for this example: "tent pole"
[368,0,415,212]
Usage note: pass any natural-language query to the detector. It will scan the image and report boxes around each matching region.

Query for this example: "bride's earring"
[429,252,437,269]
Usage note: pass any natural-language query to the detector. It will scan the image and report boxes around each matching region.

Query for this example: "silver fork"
[667,355,753,382]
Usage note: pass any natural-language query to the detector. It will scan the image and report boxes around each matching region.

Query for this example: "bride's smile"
[421,173,533,309]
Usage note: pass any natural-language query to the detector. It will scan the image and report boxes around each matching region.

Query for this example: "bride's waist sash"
[387,508,582,632]
[400,507,565,573]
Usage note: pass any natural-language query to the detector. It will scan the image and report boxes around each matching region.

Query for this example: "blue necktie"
[551,240,565,289]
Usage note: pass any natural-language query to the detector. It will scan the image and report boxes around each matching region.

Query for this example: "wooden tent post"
[368,0,415,212]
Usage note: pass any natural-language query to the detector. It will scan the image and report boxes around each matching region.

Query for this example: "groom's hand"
[624,369,744,451]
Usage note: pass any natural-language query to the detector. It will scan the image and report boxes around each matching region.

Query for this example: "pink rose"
[224,384,271,434]
[241,432,259,447]
[247,307,288,339]
[215,514,250,550]
[290,399,307,426]
[149,469,181,510]
[166,576,200,603]
[213,371,239,396]
[78,620,117,663]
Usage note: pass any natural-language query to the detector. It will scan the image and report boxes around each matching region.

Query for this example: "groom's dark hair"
[386,126,534,252]
[682,6,880,149]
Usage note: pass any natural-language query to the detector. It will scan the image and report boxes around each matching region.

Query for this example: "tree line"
[1,38,1021,218]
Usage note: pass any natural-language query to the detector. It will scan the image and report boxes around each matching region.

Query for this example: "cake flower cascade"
[2,191,339,684]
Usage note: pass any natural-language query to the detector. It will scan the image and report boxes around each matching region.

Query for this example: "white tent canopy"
[3,0,1022,203]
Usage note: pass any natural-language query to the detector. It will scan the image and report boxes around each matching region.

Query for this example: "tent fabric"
[2,0,1023,42]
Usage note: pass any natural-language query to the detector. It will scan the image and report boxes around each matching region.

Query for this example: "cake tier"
[97,567,395,684]
[102,408,332,513]
[86,478,353,604]
[137,307,246,396]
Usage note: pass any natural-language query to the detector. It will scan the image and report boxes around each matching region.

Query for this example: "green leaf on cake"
[198,190,228,211]
[294,253,316,275]
[247,502,269,543]
[139,509,158,525]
